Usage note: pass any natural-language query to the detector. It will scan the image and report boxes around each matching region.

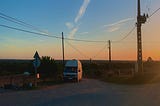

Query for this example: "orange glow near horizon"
[0,1,160,61]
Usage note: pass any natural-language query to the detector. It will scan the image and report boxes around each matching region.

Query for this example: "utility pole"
[108,40,111,71]
[62,32,65,70]
[137,0,148,72]
[108,40,111,63]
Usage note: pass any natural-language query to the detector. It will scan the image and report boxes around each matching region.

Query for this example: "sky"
[0,0,160,60]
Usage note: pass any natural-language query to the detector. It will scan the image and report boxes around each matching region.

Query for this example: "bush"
[38,56,59,80]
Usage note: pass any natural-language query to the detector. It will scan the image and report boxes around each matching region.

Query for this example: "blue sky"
[0,0,160,60]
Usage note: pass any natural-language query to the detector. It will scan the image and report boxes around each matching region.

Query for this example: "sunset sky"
[0,0,160,60]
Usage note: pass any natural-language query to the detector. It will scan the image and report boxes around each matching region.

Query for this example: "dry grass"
[101,72,160,85]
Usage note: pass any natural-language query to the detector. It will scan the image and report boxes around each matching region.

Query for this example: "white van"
[63,59,82,82]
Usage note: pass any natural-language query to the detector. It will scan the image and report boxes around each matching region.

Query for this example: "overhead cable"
[65,41,90,59]
[112,26,136,43]
[149,7,160,18]
[0,24,61,39]
[0,12,48,34]
[0,24,107,43]
[92,43,107,59]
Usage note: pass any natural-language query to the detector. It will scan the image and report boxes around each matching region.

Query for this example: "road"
[0,79,160,106]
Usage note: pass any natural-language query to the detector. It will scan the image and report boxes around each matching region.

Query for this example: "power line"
[0,12,107,43]
[112,26,136,43]
[149,7,160,18]
[65,41,90,59]
[0,12,49,34]
[0,23,107,43]
[111,7,160,44]
[65,37,106,43]
[0,15,30,28]
[0,24,62,39]
[92,43,107,59]
[0,12,139,43]
[0,11,147,44]
[0,23,108,59]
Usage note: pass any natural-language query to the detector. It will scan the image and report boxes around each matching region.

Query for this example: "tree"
[147,57,153,62]
[38,56,58,80]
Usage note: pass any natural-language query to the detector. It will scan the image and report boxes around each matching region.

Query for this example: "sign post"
[33,51,41,87]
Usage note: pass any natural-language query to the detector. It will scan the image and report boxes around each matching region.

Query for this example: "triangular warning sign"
[33,51,40,59]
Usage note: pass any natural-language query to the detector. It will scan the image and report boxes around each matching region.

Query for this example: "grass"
[101,72,160,85]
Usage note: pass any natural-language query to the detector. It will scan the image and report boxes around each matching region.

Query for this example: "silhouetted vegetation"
[0,57,63,83]
[83,61,135,78]
[83,60,160,84]
[83,62,107,78]
[38,56,62,81]
[0,60,33,76]
[147,57,154,62]
[1,59,160,85]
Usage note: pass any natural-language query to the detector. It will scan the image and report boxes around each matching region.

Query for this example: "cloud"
[79,32,89,35]
[68,27,79,39]
[65,22,74,29]
[75,0,90,23]
[103,18,134,32]
[104,18,134,27]
[39,30,50,35]
[66,0,90,38]
[107,26,120,32]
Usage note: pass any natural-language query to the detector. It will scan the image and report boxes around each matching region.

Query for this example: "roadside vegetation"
[83,60,160,85]
[0,57,63,89]
[0,57,160,87]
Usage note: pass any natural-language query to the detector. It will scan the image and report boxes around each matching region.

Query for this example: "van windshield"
[64,67,77,73]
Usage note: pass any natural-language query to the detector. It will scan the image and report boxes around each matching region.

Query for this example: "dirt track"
[1,79,160,106]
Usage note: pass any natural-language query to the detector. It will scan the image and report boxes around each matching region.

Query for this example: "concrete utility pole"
[62,32,65,70]
[137,0,148,72]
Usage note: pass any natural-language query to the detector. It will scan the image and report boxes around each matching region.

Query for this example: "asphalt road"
[1,79,160,106]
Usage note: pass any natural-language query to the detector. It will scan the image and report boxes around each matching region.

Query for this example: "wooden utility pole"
[137,0,148,72]
[108,40,112,71]
[108,40,111,63]
[62,32,65,70]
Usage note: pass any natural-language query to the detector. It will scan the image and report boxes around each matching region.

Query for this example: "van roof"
[65,59,81,67]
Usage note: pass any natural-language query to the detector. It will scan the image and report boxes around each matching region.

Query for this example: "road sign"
[33,51,41,87]
[33,51,41,68]
[33,51,40,59]
[33,58,41,68]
